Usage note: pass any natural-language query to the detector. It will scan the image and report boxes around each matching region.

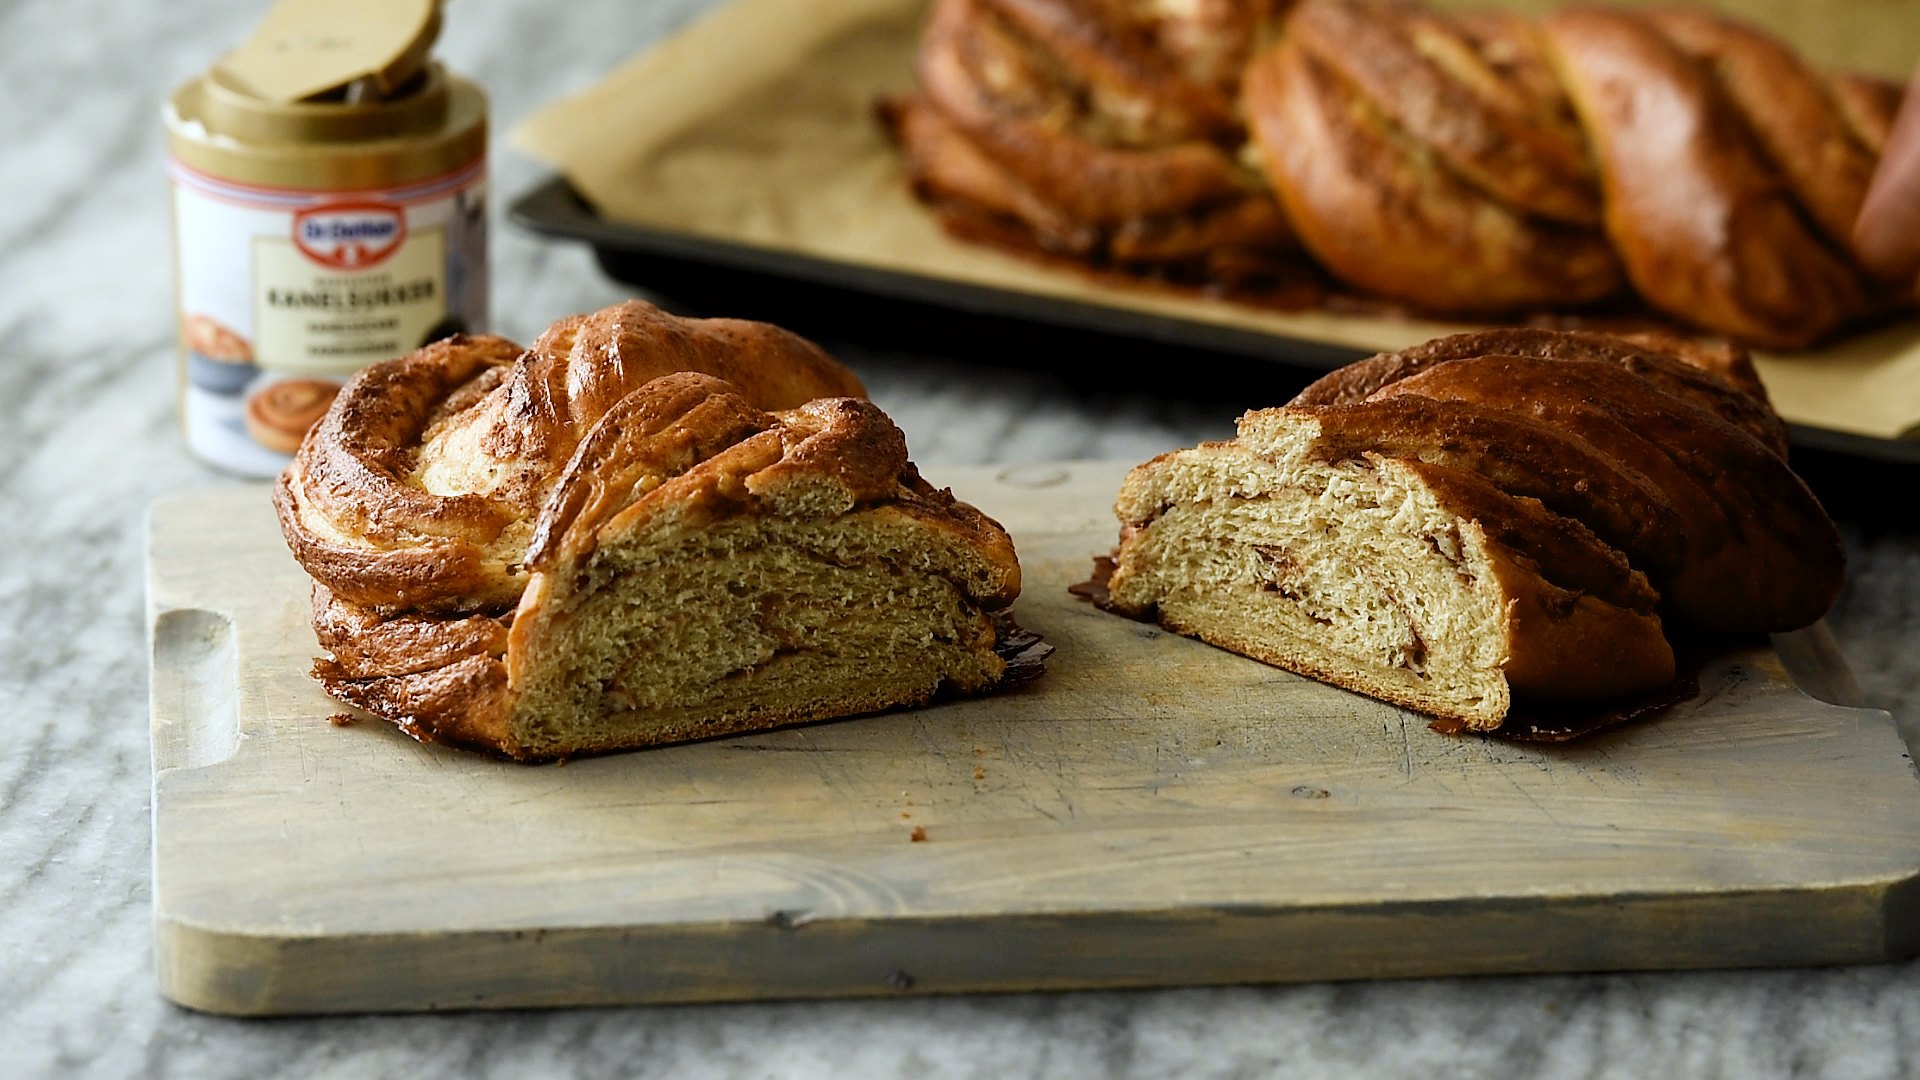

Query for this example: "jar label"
[253,223,447,374]
[169,159,487,477]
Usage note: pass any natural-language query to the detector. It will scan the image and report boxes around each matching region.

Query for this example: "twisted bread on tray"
[1244,0,1625,313]
[884,0,1296,281]
[275,301,1028,760]
[892,0,1911,347]
[1102,329,1843,734]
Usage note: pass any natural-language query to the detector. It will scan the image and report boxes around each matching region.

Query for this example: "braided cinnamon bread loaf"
[885,0,1295,277]
[1242,0,1624,313]
[1104,329,1842,730]
[275,301,1026,760]
[896,0,1912,347]
[1244,0,1904,346]
[1536,6,1873,349]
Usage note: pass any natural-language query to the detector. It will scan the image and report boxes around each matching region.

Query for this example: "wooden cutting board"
[147,462,1920,1015]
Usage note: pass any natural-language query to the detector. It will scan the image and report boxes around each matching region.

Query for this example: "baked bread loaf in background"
[1242,0,1624,313]
[1103,329,1843,731]
[892,0,1913,348]
[1536,6,1872,348]
[884,0,1297,284]
[276,301,1027,760]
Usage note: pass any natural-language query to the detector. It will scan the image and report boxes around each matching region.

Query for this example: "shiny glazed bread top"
[273,300,872,615]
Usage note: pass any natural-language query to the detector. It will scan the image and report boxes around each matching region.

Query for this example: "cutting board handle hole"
[152,608,243,771]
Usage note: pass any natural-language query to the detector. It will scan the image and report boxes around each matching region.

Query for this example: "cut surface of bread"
[502,507,1008,757]
[1107,432,1673,730]
[1103,329,1840,733]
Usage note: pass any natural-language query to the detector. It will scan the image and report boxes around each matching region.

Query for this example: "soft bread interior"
[503,509,1005,757]
[1109,446,1514,727]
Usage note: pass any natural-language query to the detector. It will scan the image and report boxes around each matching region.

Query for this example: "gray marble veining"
[0,0,1915,1076]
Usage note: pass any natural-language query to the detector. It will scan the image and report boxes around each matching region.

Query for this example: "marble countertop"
[2,0,1916,1075]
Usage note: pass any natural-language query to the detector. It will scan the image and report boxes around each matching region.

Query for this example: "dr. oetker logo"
[292,203,407,269]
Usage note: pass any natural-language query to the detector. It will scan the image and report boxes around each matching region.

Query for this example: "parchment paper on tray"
[511,0,1920,442]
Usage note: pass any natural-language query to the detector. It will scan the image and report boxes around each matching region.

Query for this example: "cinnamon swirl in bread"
[1103,329,1842,731]
[275,301,1026,760]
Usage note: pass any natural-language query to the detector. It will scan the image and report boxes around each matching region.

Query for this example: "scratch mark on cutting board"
[1507,773,1561,827]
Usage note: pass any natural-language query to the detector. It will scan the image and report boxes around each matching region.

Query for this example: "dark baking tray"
[510,174,1920,467]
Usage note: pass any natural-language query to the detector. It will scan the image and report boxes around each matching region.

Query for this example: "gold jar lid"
[165,0,484,192]
[216,0,443,104]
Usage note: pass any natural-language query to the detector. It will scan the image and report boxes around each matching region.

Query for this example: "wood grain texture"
[147,462,1920,1015]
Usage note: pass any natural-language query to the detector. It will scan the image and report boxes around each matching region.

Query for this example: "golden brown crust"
[280,312,1021,760]
[521,373,783,570]
[1287,0,1599,226]
[297,334,523,545]
[308,582,518,755]
[1103,191,1295,263]
[1400,458,1657,616]
[895,0,1296,271]
[1117,0,1281,98]
[1292,328,1788,456]
[479,301,866,472]
[275,304,864,615]
[1487,536,1676,704]
[1643,8,1879,259]
[884,93,1100,255]
[309,583,509,680]
[1241,31,1623,314]
[1540,7,1867,349]
[520,377,1001,585]
[1610,331,1770,411]
[315,651,515,758]
[889,88,1293,261]
[984,0,1240,142]
[917,0,1248,223]
[274,333,528,613]
[896,0,1911,345]
[1829,73,1905,156]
